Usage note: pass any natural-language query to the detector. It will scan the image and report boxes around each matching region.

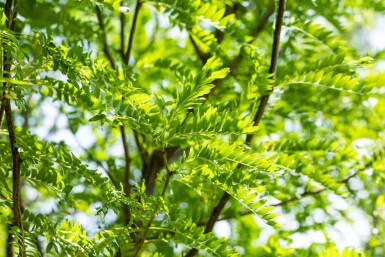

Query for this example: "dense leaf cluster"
[1,0,385,256]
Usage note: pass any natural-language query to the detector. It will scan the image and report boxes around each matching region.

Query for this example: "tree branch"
[184,2,286,256]
[6,224,13,257]
[0,0,21,127]
[137,15,158,56]
[192,4,275,96]
[133,131,147,169]
[120,1,126,59]
[118,0,143,231]
[95,6,116,67]
[0,92,6,127]
[246,0,285,143]
[189,34,210,64]
[133,152,174,257]
[95,5,135,253]
[339,169,361,184]
[123,0,142,64]
[67,117,119,188]
[120,125,132,223]
[3,0,24,256]
[119,0,149,206]
[4,73,24,257]
[196,163,369,226]
[230,4,275,74]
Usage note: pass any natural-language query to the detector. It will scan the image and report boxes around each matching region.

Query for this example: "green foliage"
[1,0,385,256]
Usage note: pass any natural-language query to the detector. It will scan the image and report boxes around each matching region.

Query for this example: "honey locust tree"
[1,0,385,256]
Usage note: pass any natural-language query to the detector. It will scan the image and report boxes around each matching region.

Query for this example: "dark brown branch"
[196,189,324,226]
[95,6,116,67]
[137,15,158,56]
[189,35,210,64]
[0,92,6,127]
[4,0,12,26]
[10,1,19,30]
[197,164,368,226]
[5,98,24,257]
[117,0,142,231]
[96,3,132,222]
[184,192,232,256]
[134,131,147,169]
[189,2,241,66]
[95,5,136,254]
[339,170,361,184]
[120,0,145,207]
[204,4,275,96]
[252,5,276,39]
[246,0,285,143]
[6,224,13,257]
[120,125,132,224]
[272,188,326,207]
[120,1,126,59]
[34,237,44,257]
[4,1,24,256]
[123,0,142,64]
[273,160,370,207]
[184,2,286,256]
[230,4,275,73]
[67,117,119,187]
[133,152,174,257]
[261,173,358,218]
[0,0,20,127]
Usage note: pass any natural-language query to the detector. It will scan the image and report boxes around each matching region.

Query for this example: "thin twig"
[120,125,132,224]
[0,92,5,127]
[137,14,158,56]
[184,2,286,256]
[95,6,116,67]
[67,117,119,187]
[196,164,368,226]
[133,131,147,169]
[34,237,44,257]
[117,0,142,229]
[123,0,142,64]
[339,170,361,184]
[95,5,135,254]
[194,189,324,226]
[189,34,209,64]
[133,152,174,257]
[200,4,275,96]
[230,4,275,74]
[120,1,126,59]
[120,0,147,206]
[246,0,285,143]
